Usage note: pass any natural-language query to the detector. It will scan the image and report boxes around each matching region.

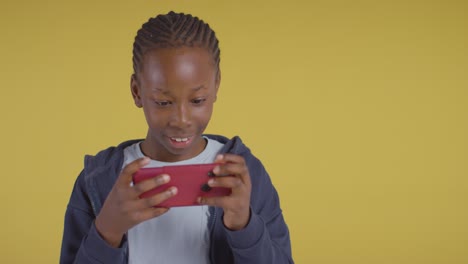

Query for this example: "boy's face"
[131,47,220,162]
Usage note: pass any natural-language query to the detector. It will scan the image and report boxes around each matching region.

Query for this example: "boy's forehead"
[139,47,217,88]
[142,47,214,69]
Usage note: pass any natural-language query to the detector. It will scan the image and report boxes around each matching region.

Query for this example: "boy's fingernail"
[142,157,150,163]
[159,174,170,183]
[208,179,215,186]
[169,187,178,195]
[216,154,223,161]
[213,166,220,174]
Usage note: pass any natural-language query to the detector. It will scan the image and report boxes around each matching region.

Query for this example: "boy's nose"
[169,104,191,128]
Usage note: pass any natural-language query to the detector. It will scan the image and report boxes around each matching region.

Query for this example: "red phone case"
[132,163,231,207]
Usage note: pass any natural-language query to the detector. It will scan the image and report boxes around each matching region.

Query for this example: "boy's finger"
[131,174,170,196]
[137,186,178,208]
[215,154,245,164]
[197,196,227,208]
[213,162,251,186]
[213,163,246,177]
[208,176,243,189]
[118,157,150,186]
[146,207,170,219]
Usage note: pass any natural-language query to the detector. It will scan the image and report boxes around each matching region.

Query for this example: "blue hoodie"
[60,135,294,263]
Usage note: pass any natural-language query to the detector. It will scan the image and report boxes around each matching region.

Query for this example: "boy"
[60,11,293,264]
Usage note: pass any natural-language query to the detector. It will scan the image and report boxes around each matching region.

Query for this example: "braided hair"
[132,11,220,76]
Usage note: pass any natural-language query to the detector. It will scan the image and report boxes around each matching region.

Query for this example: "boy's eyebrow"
[152,85,205,94]
[152,87,170,95]
[192,85,205,91]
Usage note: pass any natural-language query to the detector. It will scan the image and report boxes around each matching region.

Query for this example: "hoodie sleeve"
[224,154,294,264]
[60,170,128,264]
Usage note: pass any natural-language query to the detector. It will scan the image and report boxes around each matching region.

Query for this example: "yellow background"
[1,0,467,263]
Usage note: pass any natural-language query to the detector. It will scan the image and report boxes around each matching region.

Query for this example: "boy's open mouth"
[170,137,189,142]
[168,136,194,148]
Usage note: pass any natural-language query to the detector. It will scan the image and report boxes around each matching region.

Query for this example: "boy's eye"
[155,101,171,107]
[192,98,206,105]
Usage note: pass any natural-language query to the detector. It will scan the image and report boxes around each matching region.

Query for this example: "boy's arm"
[224,157,294,264]
[60,170,128,264]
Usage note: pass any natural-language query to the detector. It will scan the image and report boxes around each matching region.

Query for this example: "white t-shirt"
[122,137,225,264]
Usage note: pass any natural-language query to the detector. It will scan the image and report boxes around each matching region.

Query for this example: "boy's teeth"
[172,137,188,142]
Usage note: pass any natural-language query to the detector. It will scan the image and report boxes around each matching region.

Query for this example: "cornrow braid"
[132,11,220,75]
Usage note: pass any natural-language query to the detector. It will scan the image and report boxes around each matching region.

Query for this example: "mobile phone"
[132,163,231,207]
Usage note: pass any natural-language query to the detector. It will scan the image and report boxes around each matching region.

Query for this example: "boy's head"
[130,12,222,162]
[132,11,220,78]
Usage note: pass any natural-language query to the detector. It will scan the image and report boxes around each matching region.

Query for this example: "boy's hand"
[198,154,252,231]
[95,157,177,247]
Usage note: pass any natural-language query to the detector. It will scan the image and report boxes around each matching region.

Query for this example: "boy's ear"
[131,74,143,108]
[214,70,221,102]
